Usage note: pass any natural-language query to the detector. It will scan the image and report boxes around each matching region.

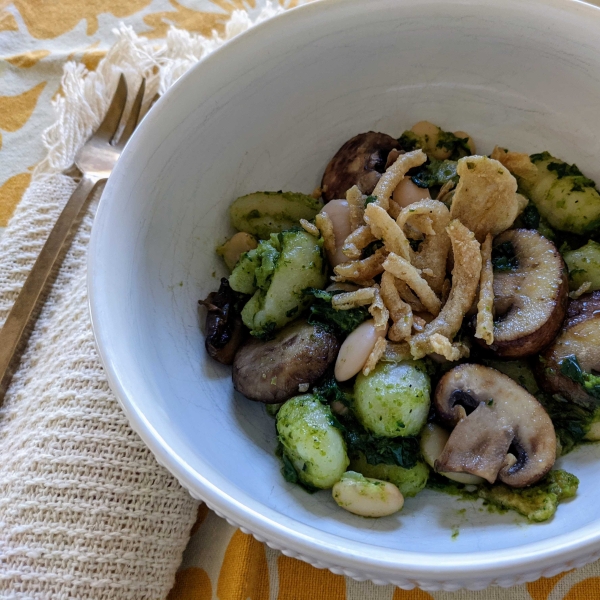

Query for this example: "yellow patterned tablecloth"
[3,1,600,599]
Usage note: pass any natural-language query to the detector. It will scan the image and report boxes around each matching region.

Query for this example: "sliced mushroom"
[232,320,340,403]
[540,291,600,408]
[434,364,556,487]
[321,132,400,202]
[479,229,568,358]
[199,278,245,365]
[420,423,484,485]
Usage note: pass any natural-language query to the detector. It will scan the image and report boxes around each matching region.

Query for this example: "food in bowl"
[199,120,600,523]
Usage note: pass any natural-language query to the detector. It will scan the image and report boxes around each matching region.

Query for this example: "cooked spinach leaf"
[281,452,299,484]
[313,374,352,407]
[435,131,472,160]
[304,288,369,336]
[346,430,420,469]
[342,417,420,469]
[560,355,600,400]
[522,203,541,229]
[547,161,585,179]
[492,241,518,271]
[530,151,552,164]
[398,131,420,151]
[362,240,384,258]
[536,391,595,454]
[411,159,459,189]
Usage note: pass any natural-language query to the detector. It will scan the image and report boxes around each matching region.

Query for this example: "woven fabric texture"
[0,174,200,598]
[0,29,213,600]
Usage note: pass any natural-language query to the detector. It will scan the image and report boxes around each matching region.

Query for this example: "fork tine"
[117,78,146,149]
[148,92,161,110]
[95,74,128,142]
[147,92,161,113]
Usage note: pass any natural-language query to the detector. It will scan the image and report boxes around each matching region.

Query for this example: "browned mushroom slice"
[321,132,400,202]
[199,278,245,365]
[480,229,568,358]
[233,320,340,403]
[540,291,600,408]
[434,364,556,487]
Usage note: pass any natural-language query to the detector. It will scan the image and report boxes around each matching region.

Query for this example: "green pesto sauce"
[427,470,579,522]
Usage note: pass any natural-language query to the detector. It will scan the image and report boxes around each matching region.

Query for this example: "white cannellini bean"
[334,320,387,382]
[217,232,258,270]
[420,423,485,485]
[319,200,352,267]
[332,472,404,517]
[392,177,431,209]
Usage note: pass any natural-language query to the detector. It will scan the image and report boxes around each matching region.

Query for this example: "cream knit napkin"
[0,7,282,598]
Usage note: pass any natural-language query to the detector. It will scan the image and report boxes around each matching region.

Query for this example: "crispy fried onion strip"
[363,337,388,376]
[364,203,411,260]
[450,156,519,243]
[437,180,456,204]
[346,185,366,231]
[407,215,436,236]
[331,287,376,310]
[412,315,427,333]
[315,212,336,257]
[369,287,389,332]
[397,199,451,295]
[570,281,592,299]
[331,286,388,331]
[409,220,482,359]
[300,218,320,237]
[394,280,426,313]
[428,334,470,362]
[371,149,427,211]
[388,200,402,220]
[380,272,413,342]
[333,247,388,284]
[382,253,441,316]
[342,225,376,260]
[490,146,538,179]
[380,341,412,363]
[475,234,494,345]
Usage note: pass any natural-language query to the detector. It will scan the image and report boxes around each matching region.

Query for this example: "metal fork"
[0,74,148,403]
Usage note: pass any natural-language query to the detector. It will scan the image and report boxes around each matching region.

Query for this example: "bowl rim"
[89,0,600,588]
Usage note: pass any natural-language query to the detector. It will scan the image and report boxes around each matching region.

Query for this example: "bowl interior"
[90,0,600,582]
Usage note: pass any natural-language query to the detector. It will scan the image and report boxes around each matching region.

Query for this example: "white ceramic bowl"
[89,0,600,590]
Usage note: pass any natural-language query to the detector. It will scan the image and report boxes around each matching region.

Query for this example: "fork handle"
[0,174,102,403]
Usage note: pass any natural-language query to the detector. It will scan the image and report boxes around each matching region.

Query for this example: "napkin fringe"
[34,2,284,179]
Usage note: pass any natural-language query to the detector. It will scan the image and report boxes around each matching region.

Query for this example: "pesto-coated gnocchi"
[277,395,349,489]
[234,229,326,337]
[229,191,323,239]
[519,152,600,235]
[353,361,430,437]
[563,240,600,292]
